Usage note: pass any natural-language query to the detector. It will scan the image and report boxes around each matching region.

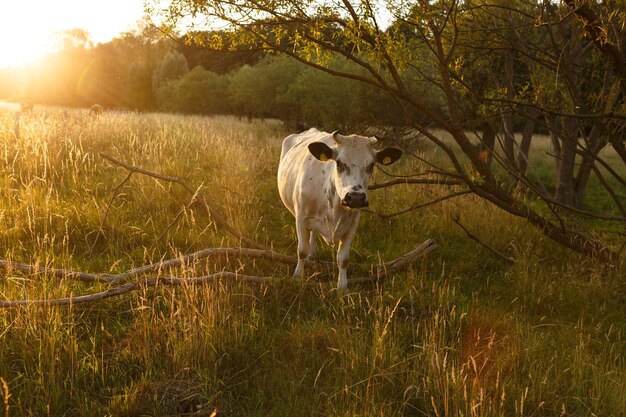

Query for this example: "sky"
[0,0,146,69]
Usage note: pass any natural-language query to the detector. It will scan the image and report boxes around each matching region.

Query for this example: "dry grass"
[0,104,624,416]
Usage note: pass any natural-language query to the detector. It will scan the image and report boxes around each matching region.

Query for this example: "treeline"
[0,25,437,131]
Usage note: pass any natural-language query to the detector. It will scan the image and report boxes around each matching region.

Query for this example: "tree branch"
[91,170,133,249]
[99,152,268,250]
[369,178,463,190]
[451,215,516,264]
[370,190,471,219]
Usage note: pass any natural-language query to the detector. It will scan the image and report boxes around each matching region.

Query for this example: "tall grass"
[0,104,624,416]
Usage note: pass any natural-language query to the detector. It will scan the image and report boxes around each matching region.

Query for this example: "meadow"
[0,104,624,416]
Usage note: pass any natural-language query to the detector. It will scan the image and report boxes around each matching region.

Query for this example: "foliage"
[227,54,302,119]
[171,66,232,114]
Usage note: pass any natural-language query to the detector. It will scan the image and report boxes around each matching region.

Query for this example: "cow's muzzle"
[342,191,368,208]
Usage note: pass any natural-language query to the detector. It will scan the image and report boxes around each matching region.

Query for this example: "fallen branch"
[99,152,268,250]
[108,247,298,285]
[350,238,437,283]
[0,259,115,283]
[379,239,437,272]
[0,272,277,308]
[0,247,295,285]
[451,216,516,264]
[0,239,436,307]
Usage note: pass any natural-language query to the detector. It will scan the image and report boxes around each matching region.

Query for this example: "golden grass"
[0,104,624,416]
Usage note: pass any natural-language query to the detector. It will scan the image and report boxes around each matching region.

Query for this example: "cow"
[277,128,403,290]
[89,104,104,116]
[20,101,34,112]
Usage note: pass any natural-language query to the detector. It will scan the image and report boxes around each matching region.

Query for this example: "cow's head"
[308,131,402,209]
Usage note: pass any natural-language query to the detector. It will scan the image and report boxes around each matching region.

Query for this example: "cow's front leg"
[293,217,310,280]
[335,216,360,291]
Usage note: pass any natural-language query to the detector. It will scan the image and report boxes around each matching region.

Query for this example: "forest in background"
[0,24,427,131]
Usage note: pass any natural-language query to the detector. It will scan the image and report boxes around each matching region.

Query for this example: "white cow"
[277,128,402,290]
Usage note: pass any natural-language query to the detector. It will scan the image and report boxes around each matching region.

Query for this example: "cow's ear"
[376,147,403,165]
[308,142,335,162]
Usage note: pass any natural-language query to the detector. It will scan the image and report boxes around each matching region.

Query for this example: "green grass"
[0,104,625,416]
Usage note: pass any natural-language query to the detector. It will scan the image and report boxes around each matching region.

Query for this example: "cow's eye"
[336,160,346,172]
[366,163,375,174]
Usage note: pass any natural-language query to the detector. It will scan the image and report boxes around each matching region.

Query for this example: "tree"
[169,66,231,114]
[228,54,302,119]
[150,0,625,263]
[153,50,189,109]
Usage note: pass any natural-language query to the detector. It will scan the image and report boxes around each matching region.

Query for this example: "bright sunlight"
[0,0,145,69]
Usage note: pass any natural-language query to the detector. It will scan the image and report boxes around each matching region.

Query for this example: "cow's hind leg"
[293,217,310,280]
[336,240,351,290]
[308,231,318,261]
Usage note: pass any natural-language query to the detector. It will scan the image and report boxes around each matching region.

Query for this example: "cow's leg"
[336,239,352,290]
[293,217,310,280]
[308,231,318,261]
[336,218,360,290]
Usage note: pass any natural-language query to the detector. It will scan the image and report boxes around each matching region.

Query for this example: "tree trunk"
[555,117,579,207]
[502,49,516,169]
[480,122,496,168]
[517,106,538,177]
[545,115,580,207]
[575,124,606,204]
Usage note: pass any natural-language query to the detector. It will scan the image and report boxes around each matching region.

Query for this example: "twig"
[158,184,203,241]
[91,170,133,249]
[99,152,268,250]
[371,190,471,219]
[369,177,463,190]
[451,215,516,264]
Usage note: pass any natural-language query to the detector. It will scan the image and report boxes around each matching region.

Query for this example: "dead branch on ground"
[0,240,436,307]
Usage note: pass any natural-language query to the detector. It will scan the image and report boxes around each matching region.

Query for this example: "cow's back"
[277,128,332,216]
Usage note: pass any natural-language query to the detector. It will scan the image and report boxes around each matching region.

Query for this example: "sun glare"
[0,0,145,70]
[0,36,52,69]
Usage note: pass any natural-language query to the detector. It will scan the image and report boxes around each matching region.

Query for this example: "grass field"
[0,104,625,416]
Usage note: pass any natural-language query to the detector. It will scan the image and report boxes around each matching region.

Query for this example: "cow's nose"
[342,191,368,208]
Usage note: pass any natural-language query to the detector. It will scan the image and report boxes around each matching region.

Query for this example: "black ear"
[308,142,335,162]
[376,147,403,165]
